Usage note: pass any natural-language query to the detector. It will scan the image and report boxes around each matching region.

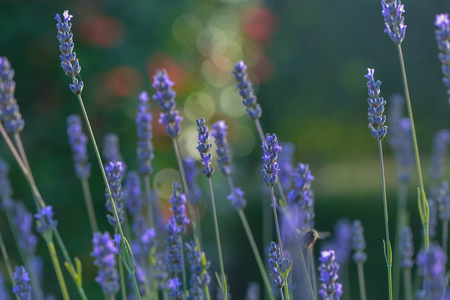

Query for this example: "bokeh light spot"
[153,168,181,199]
[220,85,246,117]
[232,125,255,157]
[184,92,215,122]
[172,14,203,45]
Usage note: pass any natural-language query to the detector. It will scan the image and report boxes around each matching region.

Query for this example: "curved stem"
[396,44,429,250]
[357,263,367,300]
[47,240,70,300]
[207,177,227,300]
[378,140,393,300]
[81,177,98,234]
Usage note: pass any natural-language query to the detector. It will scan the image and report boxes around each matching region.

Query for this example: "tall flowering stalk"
[196,118,227,300]
[318,250,343,300]
[211,120,274,300]
[12,266,31,300]
[55,10,141,299]
[381,0,429,251]
[416,244,447,299]
[185,241,211,300]
[434,14,450,104]
[399,226,413,300]
[365,68,393,300]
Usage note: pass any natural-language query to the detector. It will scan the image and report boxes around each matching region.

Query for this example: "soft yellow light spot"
[177,125,200,159]
[184,92,215,122]
[153,168,181,199]
[219,85,246,118]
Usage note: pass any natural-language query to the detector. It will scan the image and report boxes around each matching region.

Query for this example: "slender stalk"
[396,44,429,250]
[378,140,393,300]
[403,269,413,300]
[172,138,201,251]
[207,178,227,300]
[81,177,98,234]
[194,205,203,249]
[0,231,16,287]
[47,240,70,300]
[237,210,275,300]
[144,175,154,229]
[280,288,285,300]
[442,220,448,260]
[269,187,284,262]
[75,94,141,299]
[393,182,408,300]
[163,291,169,300]
[308,250,317,300]
[116,229,127,300]
[357,263,367,300]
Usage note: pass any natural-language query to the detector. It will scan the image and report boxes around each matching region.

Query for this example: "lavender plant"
[434,14,450,104]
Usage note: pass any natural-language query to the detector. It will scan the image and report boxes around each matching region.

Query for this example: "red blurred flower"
[242,6,277,44]
[78,15,125,48]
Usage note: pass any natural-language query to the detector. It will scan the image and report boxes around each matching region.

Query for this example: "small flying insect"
[297,228,330,250]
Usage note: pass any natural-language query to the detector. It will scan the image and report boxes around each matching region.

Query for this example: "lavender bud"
[34,205,58,235]
[262,133,282,187]
[166,217,183,274]
[196,118,214,178]
[12,266,31,300]
[0,57,24,134]
[91,232,120,296]
[154,251,169,290]
[268,241,291,289]
[67,114,91,179]
[0,157,14,212]
[399,226,413,269]
[351,220,367,264]
[136,91,154,176]
[124,171,143,218]
[318,250,343,300]
[55,11,84,95]
[232,61,262,120]
[14,202,38,256]
[183,156,202,205]
[211,120,234,177]
[430,129,450,185]
[152,70,182,138]
[167,277,183,300]
[227,187,247,210]
[288,163,314,206]
[365,68,387,140]
[169,182,190,234]
[105,161,125,227]
[103,133,126,171]
[434,14,450,104]
[185,240,211,300]
[381,0,406,44]
[416,243,447,299]
[436,181,450,221]
[132,228,157,258]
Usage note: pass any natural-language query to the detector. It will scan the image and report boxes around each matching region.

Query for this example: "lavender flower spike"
[12,266,31,300]
[169,182,190,234]
[227,187,247,210]
[366,68,387,140]
[183,156,202,205]
[91,232,120,296]
[381,0,406,44]
[430,129,450,185]
[152,70,183,138]
[416,243,447,299]
[232,61,262,120]
[268,241,291,289]
[0,157,14,212]
[67,114,91,179]
[136,91,154,176]
[0,57,25,134]
[434,14,450,104]
[318,250,343,300]
[211,120,234,177]
[399,226,413,269]
[351,220,367,264]
[262,133,282,187]
[166,217,183,274]
[185,240,211,300]
[196,118,214,177]
[34,206,58,236]
[105,161,125,227]
[55,10,83,95]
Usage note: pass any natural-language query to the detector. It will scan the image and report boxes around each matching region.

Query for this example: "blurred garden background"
[1,0,450,298]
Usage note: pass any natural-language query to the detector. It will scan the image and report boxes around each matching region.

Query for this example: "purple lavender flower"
[183,156,202,205]
[435,14,450,104]
[366,68,387,140]
[436,181,450,221]
[430,129,450,185]
[211,120,234,177]
[154,251,169,290]
[381,0,406,44]
[136,91,154,176]
[0,57,25,134]
[196,118,214,178]
[34,205,58,235]
[105,161,125,227]
[330,219,352,266]
[351,220,367,264]
[152,70,183,138]
[245,282,260,300]
[169,182,190,234]
[288,163,315,230]
[262,133,282,187]
[132,228,157,258]
[278,142,295,192]
[318,250,343,300]
[268,241,291,289]
[91,232,120,296]
[0,157,14,212]
[0,272,10,300]
[167,277,183,300]
[232,61,262,120]
[103,133,125,170]
[14,202,38,256]
[185,240,211,300]
[416,243,447,299]
[55,10,83,95]
[124,171,143,217]
[227,187,247,210]
[12,266,31,300]
[166,217,183,274]
[67,114,91,179]
[399,226,413,269]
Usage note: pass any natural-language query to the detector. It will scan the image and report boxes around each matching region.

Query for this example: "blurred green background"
[1,0,449,299]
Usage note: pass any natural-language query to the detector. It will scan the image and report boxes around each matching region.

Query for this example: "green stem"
[403,269,413,300]
[280,288,285,300]
[393,182,408,300]
[308,249,317,300]
[357,263,367,300]
[144,175,154,229]
[269,187,284,263]
[47,240,70,300]
[81,177,98,234]
[0,230,17,288]
[172,138,201,251]
[207,178,227,300]
[396,44,429,250]
[378,140,393,300]
[116,229,127,300]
